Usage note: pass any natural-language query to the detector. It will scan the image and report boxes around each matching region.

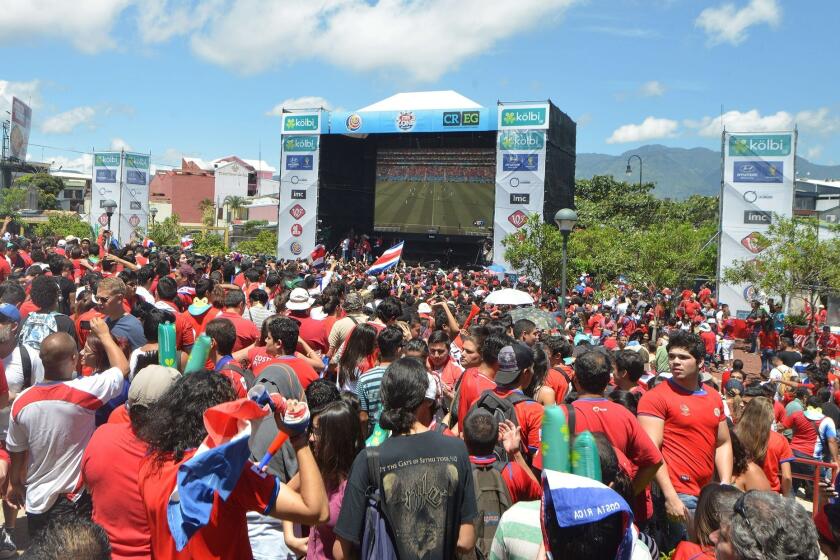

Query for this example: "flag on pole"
[310,244,326,268]
[142,238,155,248]
[366,241,404,274]
[180,235,193,250]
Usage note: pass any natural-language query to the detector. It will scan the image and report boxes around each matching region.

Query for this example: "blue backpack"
[361,447,398,560]
[19,312,59,351]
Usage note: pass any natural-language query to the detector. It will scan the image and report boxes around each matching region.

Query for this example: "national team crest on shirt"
[680,404,691,416]
[713,407,721,417]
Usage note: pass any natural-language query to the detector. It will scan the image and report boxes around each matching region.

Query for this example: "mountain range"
[575,144,840,199]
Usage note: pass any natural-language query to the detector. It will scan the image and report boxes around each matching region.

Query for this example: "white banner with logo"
[119,153,151,245]
[90,152,122,238]
[277,110,323,260]
[492,102,549,271]
[9,97,32,161]
[718,131,796,318]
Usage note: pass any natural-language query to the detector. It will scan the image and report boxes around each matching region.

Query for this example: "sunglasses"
[733,492,763,555]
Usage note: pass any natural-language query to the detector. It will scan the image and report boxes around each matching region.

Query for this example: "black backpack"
[361,446,398,560]
[472,461,512,559]
[470,390,533,462]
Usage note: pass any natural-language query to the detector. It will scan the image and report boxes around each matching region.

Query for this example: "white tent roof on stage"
[357,90,483,112]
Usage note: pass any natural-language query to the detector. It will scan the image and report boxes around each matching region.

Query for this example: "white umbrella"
[484,288,534,306]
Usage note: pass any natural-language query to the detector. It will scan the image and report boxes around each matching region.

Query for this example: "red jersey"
[291,314,329,354]
[672,542,715,560]
[0,258,10,283]
[217,311,260,352]
[544,369,570,403]
[468,456,540,502]
[700,331,716,355]
[19,299,38,323]
[107,404,130,424]
[139,452,277,560]
[432,359,464,390]
[762,430,794,493]
[492,388,543,456]
[249,351,319,391]
[758,330,779,351]
[455,367,496,433]
[181,308,220,339]
[82,423,151,559]
[568,398,662,471]
[637,380,725,496]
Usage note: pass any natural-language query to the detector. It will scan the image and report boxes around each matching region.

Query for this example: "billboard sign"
[9,97,32,161]
[90,152,122,239]
[718,131,796,318]
[282,113,321,134]
[330,107,493,134]
[119,152,151,245]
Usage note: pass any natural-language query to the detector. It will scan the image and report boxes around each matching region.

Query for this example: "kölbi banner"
[492,102,549,272]
[717,132,796,318]
[90,151,151,246]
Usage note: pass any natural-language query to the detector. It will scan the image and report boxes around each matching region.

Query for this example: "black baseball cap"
[495,342,534,386]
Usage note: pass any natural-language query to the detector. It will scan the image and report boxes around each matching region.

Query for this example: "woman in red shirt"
[736,397,794,495]
[672,484,741,560]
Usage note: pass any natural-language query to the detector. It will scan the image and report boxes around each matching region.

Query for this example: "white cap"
[417,302,432,314]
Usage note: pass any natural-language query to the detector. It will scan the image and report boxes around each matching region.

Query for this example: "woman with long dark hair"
[525,343,555,405]
[337,323,377,392]
[137,370,328,559]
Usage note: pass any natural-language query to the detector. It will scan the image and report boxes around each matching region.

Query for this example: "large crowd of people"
[0,229,836,559]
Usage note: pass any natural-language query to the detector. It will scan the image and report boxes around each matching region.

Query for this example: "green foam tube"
[184,334,211,374]
[158,322,177,368]
[571,430,602,482]
[365,423,390,447]
[540,405,570,473]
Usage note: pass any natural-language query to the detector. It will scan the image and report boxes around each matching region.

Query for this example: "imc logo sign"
[499,131,545,151]
[501,107,547,127]
[284,114,319,132]
[729,134,792,157]
[442,111,480,127]
[284,136,319,152]
[744,210,772,225]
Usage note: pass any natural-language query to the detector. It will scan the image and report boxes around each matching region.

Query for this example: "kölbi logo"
[501,108,547,127]
[729,134,791,157]
[499,131,544,151]
[284,115,319,131]
[284,136,318,152]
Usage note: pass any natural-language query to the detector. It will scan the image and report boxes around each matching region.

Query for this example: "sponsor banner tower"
[276,110,325,260]
[492,102,549,271]
[717,131,796,317]
[90,151,151,245]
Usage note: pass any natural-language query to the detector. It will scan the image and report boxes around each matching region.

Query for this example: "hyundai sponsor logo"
[96,169,116,183]
[733,161,784,183]
[502,153,539,172]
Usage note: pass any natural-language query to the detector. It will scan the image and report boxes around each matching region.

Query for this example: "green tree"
[630,221,718,289]
[199,198,215,227]
[0,187,28,218]
[147,214,184,247]
[237,230,277,256]
[223,196,246,223]
[13,173,64,210]
[34,214,93,239]
[724,216,840,332]
[502,213,564,286]
[192,231,227,255]
[575,175,661,232]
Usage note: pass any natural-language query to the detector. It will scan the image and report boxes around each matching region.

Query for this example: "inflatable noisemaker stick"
[184,334,212,374]
[540,405,570,473]
[462,303,481,330]
[571,430,602,482]
[157,322,177,368]
[254,393,310,471]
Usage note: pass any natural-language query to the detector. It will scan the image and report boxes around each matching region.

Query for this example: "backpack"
[218,362,257,391]
[19,312,59,351]
[361,446,398,560]
[18,343,32,390]
[472,461,512,559]
[471,390,532,462]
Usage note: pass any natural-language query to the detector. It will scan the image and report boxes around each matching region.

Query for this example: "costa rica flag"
[366,241,404,274]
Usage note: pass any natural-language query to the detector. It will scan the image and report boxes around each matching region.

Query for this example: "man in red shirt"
[217,289,259,352]
[571,349,661,494]
[452,335,509,434]
[638,330,732,551]
[285,288,328,354]
[249,317,318,390]
[82,364,181,559]
[486,343,544,457]
[698,322,717,365]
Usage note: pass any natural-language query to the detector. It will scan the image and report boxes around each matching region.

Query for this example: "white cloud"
[43,154,94,174]
[266,96,334,117]
[695,0,780,46]
[805,145,823,161]
[607,117,679,144]
[0,0,132,53]
[0,80,42,112]
[189,0,580,81]
[110,137,132,151]
[639,80,665,97]
[40,106,96,134]
[686,107,840,137]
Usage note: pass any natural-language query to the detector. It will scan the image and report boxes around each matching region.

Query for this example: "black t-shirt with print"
[335,430,477,560]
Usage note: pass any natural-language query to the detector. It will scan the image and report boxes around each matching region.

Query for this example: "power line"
[25,141,182,169]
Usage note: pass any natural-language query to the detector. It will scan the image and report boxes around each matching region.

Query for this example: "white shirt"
[135,285,156,305]
[6,367,125,513]
[0,345,45,440]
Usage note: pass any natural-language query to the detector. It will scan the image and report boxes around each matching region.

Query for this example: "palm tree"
[223,195,246,223]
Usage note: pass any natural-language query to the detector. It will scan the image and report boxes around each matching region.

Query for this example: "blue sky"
[1,0,838,174]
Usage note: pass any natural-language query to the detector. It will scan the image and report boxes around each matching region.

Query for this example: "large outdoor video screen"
[374,148,495,236]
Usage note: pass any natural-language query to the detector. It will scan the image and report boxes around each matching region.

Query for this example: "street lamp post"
[554,208,578,319]
[625,154,643,189]
[149,206,158,226]
[102,199,117,254]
